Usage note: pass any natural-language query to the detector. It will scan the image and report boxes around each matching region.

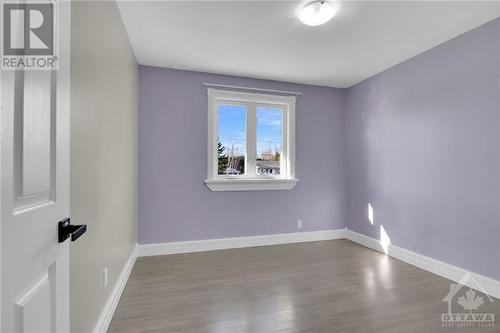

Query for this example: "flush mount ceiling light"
[298,0,339,27]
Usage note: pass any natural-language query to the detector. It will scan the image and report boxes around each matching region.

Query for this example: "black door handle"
[58,218,87,243]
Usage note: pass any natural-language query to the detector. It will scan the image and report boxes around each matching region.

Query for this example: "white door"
[1,1,73,332]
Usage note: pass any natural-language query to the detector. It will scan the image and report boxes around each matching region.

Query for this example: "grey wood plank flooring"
[108,239,499,333]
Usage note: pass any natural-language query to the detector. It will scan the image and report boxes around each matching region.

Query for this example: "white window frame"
[205,88,298,191]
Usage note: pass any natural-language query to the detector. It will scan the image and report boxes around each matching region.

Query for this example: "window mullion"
[280,106,287,178]
[246,103,257,177]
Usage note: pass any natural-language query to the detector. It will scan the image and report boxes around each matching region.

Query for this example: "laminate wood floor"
[108,240,499,333]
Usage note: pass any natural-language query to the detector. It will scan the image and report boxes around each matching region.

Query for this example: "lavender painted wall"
[345,18,500,280]
[139,67,347,244]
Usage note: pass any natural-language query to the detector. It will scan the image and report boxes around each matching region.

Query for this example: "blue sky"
[218,104,281,156]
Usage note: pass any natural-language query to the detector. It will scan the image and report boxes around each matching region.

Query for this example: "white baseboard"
[93,246,137,333]
[344,229,500,300]
[137,229,346,257]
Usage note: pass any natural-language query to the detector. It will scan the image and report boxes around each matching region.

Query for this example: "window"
[206,88,298,191]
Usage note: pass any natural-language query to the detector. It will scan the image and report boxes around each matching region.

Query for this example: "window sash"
[215,101,248,176]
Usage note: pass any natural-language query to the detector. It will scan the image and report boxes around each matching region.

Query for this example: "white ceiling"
[118,1,499,88]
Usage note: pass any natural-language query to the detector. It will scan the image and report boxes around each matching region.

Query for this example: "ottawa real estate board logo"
[1,2,57,70]
[441,273,496,329]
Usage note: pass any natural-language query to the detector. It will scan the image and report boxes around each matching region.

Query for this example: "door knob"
[58,218,87,243]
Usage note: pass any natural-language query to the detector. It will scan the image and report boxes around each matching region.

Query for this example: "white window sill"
[205,178,299,191]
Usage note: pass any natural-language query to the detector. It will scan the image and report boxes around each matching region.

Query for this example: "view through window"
[256,107,282,176]
[217,104,246,175]
[217,104,283,177]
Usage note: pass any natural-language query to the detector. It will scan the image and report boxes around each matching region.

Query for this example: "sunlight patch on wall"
[380,225,391,255]
[368,203,374,225]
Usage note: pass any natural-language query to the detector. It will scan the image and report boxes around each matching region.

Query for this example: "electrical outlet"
[297,219,303,229]
[103,267,108,288]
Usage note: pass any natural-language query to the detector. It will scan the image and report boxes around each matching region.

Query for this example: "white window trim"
[205,88,298,191]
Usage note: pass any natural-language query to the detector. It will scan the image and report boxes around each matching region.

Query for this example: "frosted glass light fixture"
[298,0,338,27]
